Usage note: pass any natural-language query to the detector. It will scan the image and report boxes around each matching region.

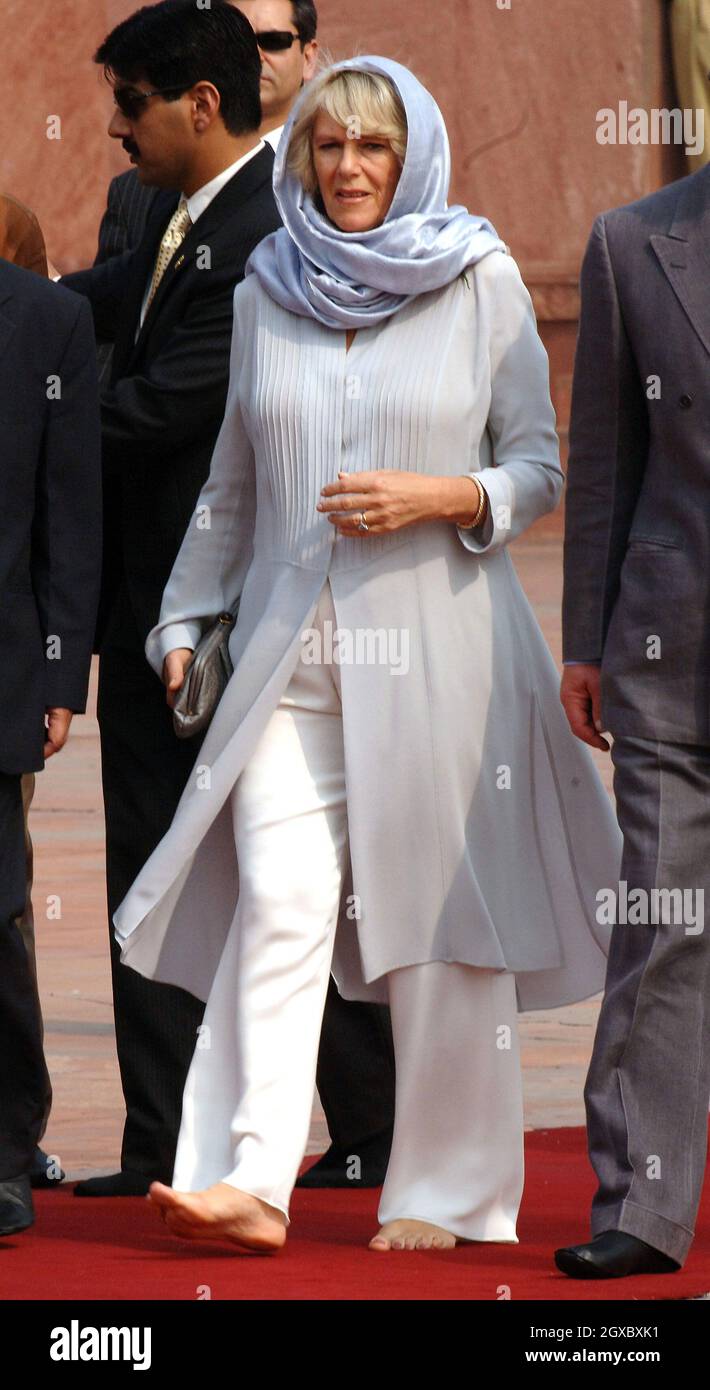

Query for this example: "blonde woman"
[115,57,621,1254]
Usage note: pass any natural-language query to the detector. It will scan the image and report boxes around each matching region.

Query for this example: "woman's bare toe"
[148,1181,287,1252]
[369,1219,457,1251]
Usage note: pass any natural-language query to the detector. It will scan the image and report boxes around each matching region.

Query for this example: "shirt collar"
[263,125,285,152]
[184,140,265,224]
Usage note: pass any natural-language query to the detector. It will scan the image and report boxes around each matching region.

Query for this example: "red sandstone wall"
[0,0,686,461]
[1,0,683,273]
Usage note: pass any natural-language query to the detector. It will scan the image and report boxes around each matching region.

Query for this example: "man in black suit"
[0,261,102,1235]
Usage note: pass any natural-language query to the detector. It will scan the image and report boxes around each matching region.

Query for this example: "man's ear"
[303,41,319,81]
[190,80,221,133]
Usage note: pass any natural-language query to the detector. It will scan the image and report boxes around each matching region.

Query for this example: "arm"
[145,289,257,677]
[32,296,103,713]
[456,252,563,556]
[561,213,648,663]
[99,285,238,464]
[62,251,135,343]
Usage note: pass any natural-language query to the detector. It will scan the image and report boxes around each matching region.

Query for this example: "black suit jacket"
[65,145,281,646]
[0,260,102,774]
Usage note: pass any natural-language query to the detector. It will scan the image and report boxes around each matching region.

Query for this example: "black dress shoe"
[73,1170,151,1198]
[30,1147,65,1189]
[296,1131,392,1189]
[0,1176,35,1236]
[555,1230,681,1279]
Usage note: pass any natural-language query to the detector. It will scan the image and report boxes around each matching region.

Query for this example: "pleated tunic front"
[114,249,622,1011]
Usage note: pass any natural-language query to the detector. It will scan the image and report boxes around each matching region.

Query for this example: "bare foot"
[369,1219,458,1251]
[149,1181,287,1252]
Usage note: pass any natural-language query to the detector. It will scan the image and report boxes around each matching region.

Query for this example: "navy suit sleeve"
[32,296,103,711]
[63,251,135,344]
[562,214,649,663]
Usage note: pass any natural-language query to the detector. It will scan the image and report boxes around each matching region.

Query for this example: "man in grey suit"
[556,162,710,1278]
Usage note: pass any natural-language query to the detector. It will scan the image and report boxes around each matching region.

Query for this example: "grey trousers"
[585,735,710,1264]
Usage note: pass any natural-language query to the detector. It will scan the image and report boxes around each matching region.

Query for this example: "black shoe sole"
[555,1248,680,1279]
[554,1250,616,1279]
[73,1174,151,1198]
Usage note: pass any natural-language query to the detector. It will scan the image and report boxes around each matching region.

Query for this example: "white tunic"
[114,250,622,1011]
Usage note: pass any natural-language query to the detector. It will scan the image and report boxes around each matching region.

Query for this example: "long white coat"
[114,250,622,1011]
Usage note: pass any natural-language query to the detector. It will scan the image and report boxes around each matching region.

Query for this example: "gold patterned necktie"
[145,196,192,313]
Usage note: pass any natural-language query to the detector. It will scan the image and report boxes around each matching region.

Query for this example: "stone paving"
[30,527,615,1180]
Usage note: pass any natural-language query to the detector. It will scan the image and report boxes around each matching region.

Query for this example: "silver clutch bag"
[172,603,239,740]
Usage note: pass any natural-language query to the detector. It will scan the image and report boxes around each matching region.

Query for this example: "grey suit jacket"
[563,164,710,743]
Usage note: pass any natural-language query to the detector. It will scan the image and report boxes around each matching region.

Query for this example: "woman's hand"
[317,471,486,535]
[162,648,194,709]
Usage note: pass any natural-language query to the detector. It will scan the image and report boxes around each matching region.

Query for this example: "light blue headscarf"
[245,55,505,328]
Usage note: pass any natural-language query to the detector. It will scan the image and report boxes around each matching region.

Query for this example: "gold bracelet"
[458,475,487,529]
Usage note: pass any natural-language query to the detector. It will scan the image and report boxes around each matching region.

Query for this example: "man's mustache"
[123,139,140,157]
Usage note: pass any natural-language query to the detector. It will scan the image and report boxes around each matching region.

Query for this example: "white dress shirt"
[263,125,284,151]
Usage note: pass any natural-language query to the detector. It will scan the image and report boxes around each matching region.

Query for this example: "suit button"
[679,393,693,408]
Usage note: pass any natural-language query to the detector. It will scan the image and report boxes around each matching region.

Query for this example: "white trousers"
[173,581,525,1241]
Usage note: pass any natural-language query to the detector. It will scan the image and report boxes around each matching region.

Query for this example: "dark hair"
[291,1,318,45]
[94,0,262,136]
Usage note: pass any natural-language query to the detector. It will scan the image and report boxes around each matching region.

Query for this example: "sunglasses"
[255,30,303,53]
[113,84,187,120]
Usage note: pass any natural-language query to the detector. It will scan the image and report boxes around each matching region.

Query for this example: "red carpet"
[2,1128,710,1301]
